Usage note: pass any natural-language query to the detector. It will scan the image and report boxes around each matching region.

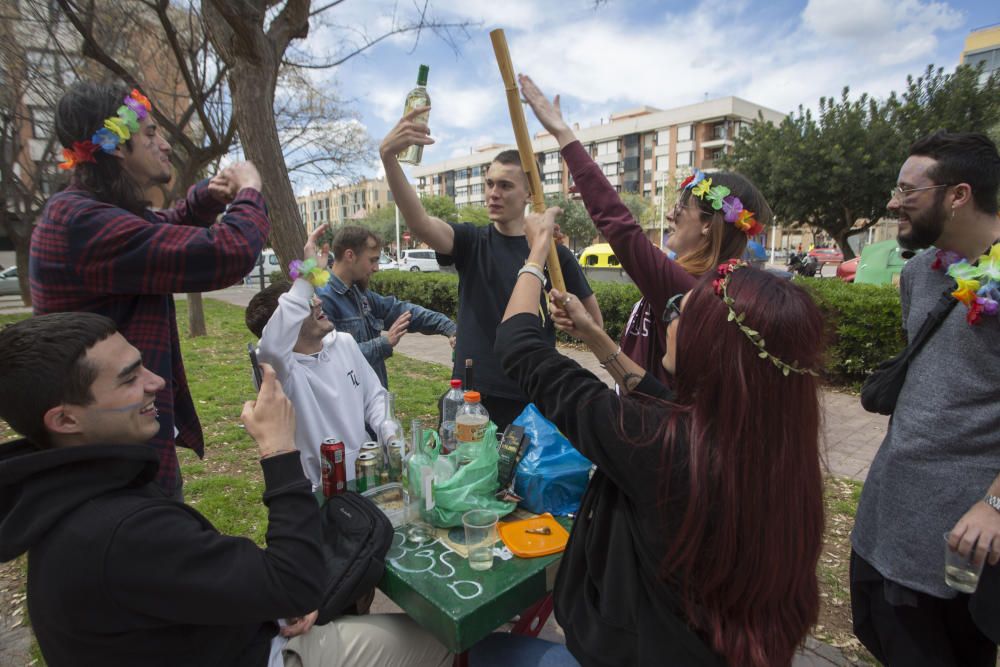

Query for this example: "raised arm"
[380,107,455,254]
[158,162,263,228]
[520,74,694,310]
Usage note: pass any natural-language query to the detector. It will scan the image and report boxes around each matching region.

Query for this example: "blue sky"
[291,0,999,193]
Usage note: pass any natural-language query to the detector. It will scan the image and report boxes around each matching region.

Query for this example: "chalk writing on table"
[387,532,484,600]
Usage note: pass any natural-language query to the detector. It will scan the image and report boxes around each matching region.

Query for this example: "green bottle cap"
[417,64,429,86]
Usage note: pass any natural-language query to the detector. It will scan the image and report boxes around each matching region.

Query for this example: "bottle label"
[455,415,488,443]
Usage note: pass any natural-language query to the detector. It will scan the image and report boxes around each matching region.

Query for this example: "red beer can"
[320,437,346,498]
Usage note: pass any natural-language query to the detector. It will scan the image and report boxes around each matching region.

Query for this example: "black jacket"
[497,313,725,667]
[0,439,324,667]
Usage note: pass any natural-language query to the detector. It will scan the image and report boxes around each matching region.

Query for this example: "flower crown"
[940,241,1000,325]
[58,89,153,170]
[679,169,764,237]
[713,259,817,376]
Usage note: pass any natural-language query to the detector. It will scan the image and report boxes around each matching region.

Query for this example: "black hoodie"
[0,439,324,667]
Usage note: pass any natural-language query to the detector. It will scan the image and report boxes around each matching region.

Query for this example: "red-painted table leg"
[510,593,554,637]
[453,651,469,667]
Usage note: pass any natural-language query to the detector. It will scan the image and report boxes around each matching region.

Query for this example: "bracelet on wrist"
[598,346,622,369]
[517,265,546,285]
[984,494,1000,514]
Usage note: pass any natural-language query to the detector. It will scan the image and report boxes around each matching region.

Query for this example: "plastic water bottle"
[455,391,489,445]
[439,379,464,454]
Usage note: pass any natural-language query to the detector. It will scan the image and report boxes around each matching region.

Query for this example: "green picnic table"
[380,517,569,662]
[318,488,569,666]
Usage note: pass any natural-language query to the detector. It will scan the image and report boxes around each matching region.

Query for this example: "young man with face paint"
[0,313,451,667]
[381,108,603,429]
[31,81,270,499]
[851,131,1000,666]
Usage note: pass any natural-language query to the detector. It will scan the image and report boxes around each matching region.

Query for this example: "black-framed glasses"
[662,292,684,324]
[889,183,953,201]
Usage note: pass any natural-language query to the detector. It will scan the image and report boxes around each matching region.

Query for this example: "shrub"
[795,278,906,386]
[369,271,906,388]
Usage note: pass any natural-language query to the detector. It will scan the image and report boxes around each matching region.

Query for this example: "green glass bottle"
[398,64,430,165]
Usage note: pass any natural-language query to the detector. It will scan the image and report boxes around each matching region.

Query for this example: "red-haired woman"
[475,209,825,667]
[519,74,771,386]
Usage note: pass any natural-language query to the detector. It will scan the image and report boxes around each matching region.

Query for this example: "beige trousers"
[283,613,452,667]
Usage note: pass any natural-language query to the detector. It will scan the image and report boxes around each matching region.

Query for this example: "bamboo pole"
[490,28,566,292]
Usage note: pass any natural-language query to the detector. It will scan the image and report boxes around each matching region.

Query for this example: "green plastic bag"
[426,422,516,527]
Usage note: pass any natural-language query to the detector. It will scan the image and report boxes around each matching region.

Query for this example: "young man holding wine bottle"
[381,108,602,429]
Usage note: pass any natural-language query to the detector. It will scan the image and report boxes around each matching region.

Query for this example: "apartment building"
[961,23,1000,86]
[297,177,394,232]
[412,96,785,210]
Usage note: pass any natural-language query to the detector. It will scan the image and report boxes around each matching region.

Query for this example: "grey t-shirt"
[852,248,1000,598]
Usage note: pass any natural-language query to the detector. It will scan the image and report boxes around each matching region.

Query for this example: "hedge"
[369,271,906,388]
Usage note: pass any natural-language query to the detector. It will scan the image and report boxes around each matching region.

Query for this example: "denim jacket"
[316,273,457,388]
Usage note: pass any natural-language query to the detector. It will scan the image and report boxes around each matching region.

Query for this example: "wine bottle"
[398,64,430,165]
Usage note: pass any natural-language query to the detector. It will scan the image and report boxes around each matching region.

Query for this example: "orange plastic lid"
[464,391,481,402]
[499,513,569,558]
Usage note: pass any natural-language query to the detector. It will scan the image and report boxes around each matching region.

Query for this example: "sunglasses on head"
[662,292,684,324]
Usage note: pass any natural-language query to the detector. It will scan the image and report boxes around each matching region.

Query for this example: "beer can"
[355,453,379,493]
[360,441,382,468]
[320,437,346,498]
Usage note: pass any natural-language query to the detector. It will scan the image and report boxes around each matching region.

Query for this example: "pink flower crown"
[679,169,763,237]
[58,89,153,170]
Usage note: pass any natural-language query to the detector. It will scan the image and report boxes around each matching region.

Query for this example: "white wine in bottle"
[398,64,430,165]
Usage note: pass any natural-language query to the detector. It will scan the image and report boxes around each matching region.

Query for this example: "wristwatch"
[984,495,1000,513]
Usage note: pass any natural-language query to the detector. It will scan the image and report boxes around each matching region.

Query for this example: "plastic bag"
[426,422,516,527]
[513,404,592,516]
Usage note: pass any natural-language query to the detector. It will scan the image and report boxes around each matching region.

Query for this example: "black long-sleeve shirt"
[0,440,323,666]
[496,313,724,667]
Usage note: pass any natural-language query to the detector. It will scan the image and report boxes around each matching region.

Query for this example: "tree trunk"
[13,231,30,307]
[228,64,303,276]
[186,292,207,337]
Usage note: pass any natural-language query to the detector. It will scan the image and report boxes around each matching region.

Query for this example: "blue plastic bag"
[513,404,592,516]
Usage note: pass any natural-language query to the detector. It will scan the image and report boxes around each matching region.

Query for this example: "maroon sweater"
[562,141,696,386]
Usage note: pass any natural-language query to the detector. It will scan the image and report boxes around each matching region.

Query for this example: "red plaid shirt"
[30,182,270,493]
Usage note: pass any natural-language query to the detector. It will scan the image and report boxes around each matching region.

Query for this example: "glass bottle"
[398,64,430,165]
[403,419,435,544]
[379,392,405,483]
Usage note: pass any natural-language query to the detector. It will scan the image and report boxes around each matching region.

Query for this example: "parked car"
[244,249,281,286]
[400,249,440,272]
[0,266,19,296]
[379,253,399,271]
[837,257,859,282]
[807,247,844,264]
[577,243,620,268]
[853,239,911,286]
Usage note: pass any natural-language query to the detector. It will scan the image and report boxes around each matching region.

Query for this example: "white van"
[244,249,281,286]
[400,249,440,272]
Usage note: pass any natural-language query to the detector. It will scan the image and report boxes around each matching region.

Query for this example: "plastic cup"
[463,509,499,571]
[944,532,986,593]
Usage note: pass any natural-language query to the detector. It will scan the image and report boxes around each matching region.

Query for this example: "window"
[608,255,620,266]
[601,162,619,177]
[472,166,481,178]
[676,151,693,167]
[456,186,468,196]
[596,141,616,156]
[585,255,598,266]
[657,129,670,145]
[471,183,484,195]
[29,107,53,139]
[544,172,561,185]
[677,125,693,141]
[456,168,469,180]
[712,125,727,140]
[373,191,379,202]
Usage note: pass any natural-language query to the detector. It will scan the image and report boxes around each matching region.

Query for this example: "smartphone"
[248,343,263,389]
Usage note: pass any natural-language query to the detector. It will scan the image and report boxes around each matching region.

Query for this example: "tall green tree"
[724,64,1000,259]
[545,193,595,250]
[458,205,491,226]
[420,195,458,223]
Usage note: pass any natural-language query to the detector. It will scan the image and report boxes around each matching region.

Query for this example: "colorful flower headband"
[58,89,153,170]
[713,259,818,376]
[939,242,1000,325]
[679,169,764,237]
[289,258,331,288]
